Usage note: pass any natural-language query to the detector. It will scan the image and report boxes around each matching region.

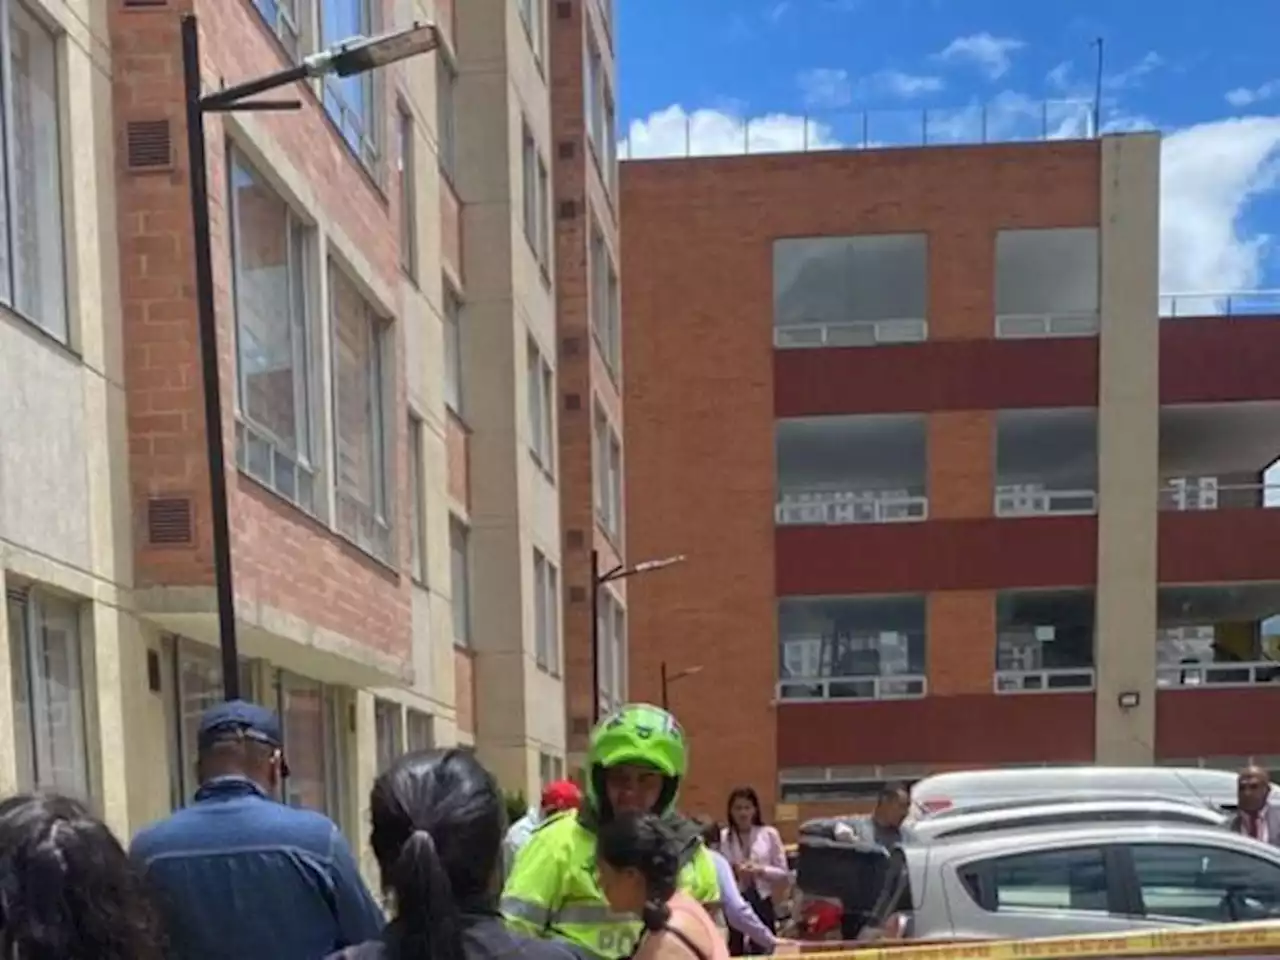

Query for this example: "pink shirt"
[720,824,789,899]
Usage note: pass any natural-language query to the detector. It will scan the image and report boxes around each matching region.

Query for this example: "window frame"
[408,412,427,584]
[436,50,458,182]
[249,0,309,60]
[272,669,347,822]
[396,101,417,281]
[958,843,1128,918]
[406,708,434,751]
[1123,841,1280,925]
[526,337,555,477]
[443,282,464,415]
[449,515,472,648]
[317,0,381,170]
[373,698,404,773]
[518,0,545,65]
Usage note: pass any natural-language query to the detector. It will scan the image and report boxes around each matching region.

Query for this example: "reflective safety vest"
[501,811,721,960]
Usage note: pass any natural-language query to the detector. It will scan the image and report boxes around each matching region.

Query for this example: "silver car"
[885,822,1280,941]
[910,797,1229,843]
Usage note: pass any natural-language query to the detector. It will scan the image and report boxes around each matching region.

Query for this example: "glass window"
[537,154,550,269]
[590,227,620,372]
[7,588,89,797]
[612,601,625,700]
[584,38,603,149]
[995,228,1099,329]
[534,549,550,669]
[409,414,427,583]
[374,698,403,773]
[436,55,457,181]
[526,340,555,475]
[276,671,345,819]
[251,0,307,59]
[522,124,539,255]
[1131,844,1280,923]
[397,105,416,279]
[608,433,622,538]
[330,264,391,561]
[597,590,616,711]
[406,708,434,751]
[443,284,463,414]
[603,91,618,198]
[548,558,560,675]
[964,847,1111,914]
[320,0,378,167]
[229,152,317,513]
[2,1,66,340]
[450,516,471,646]
[996,589,1096,691]
[518,0,544,63]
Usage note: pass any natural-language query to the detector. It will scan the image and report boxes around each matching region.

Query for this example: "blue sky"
[615,0,1280,298]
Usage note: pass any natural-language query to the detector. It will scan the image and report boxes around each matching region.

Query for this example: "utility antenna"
[1091,37,1105,137]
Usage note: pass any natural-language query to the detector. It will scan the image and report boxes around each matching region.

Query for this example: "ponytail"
[385,829,464,960]
[640,898,672,933]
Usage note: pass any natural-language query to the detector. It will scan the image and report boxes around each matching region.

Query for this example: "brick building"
[620,132,1280,829]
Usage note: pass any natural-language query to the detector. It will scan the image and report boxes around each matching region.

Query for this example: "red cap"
[541,780,583,814]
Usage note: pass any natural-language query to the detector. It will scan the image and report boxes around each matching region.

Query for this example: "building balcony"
[1160,293,1280,405]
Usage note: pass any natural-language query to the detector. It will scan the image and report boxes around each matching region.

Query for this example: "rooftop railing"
[621,99,1099,161]
[1160,290,1280,318]
[1158,481,1280,511]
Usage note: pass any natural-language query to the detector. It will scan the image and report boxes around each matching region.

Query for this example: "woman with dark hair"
[695,819,779,954]
[596,814,729,960]
[721,788,787,955]
[0,793,164,960]
[329,748,581,960]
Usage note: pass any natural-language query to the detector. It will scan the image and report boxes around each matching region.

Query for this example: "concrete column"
[0,569,18,796]
[1093,133,1161,764]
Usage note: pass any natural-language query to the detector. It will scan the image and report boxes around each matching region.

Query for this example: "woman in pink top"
[596,813,730,960]
[720,787,789,956]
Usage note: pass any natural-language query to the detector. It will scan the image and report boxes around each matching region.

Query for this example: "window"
[590,227,620,372]
[0,2,66,341]
[608,433,622,537]
[7,587,89,797]
[409,414,427,583]
[612,601,626,700]
[995,228,1099,338]
[527,338,555,475]
[406,708,434,751]
[540,752,564,787]
[584,37,603,150]
[436,55,457,181]
[597,590,625,710]
[251,0,307,59]
[533,549,560,674]
[521,123,550,267]
[320,0,378,167]
[443,284,463,414]
[330,264,391,561]
[229,152,317,513]
[518,0,545,64]
[275,671,346,819]
[1130,844,1280,923]
[996,590,1096,692]
[994,408,1098,517]
[962,847,1111,914]
[397,104,416,279]
[593,406,622,537]
[450,516,472,647]
[603,93,618,197]
[374,699,403,773]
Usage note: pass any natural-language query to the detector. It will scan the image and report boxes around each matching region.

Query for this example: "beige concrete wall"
[1093,132,1162,763]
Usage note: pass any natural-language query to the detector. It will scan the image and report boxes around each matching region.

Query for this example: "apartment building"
[548,0,625,757]
[621,132,1280,825]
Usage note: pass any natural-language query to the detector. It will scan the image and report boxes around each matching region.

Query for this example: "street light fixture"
[659,662,703,710]
[181,15,439,700]
[592,552,686,722]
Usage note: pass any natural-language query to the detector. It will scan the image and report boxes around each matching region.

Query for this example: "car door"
[1117,841,1280,928]
[939,843,1139,940]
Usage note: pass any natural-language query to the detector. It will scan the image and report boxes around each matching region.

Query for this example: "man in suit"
[1230,766,1280,846]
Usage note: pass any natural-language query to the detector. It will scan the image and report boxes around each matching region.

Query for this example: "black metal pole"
[182,14,241,701]
[590,549,601,723]
[1092,37,1104,138]
[660,661,669,710]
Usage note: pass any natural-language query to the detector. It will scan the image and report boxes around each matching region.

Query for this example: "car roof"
[912,798,1227,839]
[918,819,1262,857]
[913,766,1237,796]
[918,791,1218,820]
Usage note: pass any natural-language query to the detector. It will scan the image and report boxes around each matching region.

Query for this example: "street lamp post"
[591,551,686,722]
[180,15,439,700]
[659,662,703,710]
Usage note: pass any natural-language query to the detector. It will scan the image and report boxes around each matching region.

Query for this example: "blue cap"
[197,699,284,750]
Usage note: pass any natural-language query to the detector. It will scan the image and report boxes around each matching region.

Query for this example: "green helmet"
[586,703,687,819]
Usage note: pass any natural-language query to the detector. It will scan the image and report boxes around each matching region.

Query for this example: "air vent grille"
[147,497,193,546]
[126,119,173,172]
[122,0,170,8]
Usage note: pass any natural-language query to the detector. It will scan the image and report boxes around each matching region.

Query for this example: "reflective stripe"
[556,903,638,924]
[501,896,552,927]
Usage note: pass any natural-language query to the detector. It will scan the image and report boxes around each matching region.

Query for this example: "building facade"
[549,0,625,758]
[621,132,1280,827]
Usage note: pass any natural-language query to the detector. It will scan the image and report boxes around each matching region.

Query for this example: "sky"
[614,0,1280,299]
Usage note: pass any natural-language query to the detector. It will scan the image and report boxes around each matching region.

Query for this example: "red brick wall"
[621,143,1101,817]
[928,411,994,519]
[928,591,996,696]
[112,1,412,662]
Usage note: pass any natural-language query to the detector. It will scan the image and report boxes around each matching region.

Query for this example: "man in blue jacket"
[131,699,385,959]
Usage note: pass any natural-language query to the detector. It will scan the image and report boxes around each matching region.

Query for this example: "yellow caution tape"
[797,921,1280,959]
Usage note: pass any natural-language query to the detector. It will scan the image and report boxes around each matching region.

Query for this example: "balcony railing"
[774,318,928,349]
[995,668,1096,693]
[1160,289,1280,319]
[776,488,928,526]
[777,674,928,703]
[995,312,1100,339]
[1158,480,1280,511]
[1158,661,1280,689]
[994,485,1098,517]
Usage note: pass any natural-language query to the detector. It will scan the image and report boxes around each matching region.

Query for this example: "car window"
[961,847,1110,914]
[1131,844,1280,923]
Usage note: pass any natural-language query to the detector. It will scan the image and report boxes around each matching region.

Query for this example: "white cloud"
[1106,51,1163,91]
[936,33,1024,80]
[1046,61,1074,93]
[620,106,1280,298]
[797,67,944,108]
[1226,80,1280,108]
[798,68,853,109]
[880,70,946,99]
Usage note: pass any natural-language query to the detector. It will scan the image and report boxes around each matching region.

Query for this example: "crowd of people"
[0,700,800,960]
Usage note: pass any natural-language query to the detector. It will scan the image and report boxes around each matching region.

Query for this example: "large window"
[995,409,1098,518]
[533,549,560,674]
[1130,844,1280,923]
[584,36,604,152]
[1,1,66,341]
[995,228,1099,338]
[374,698,403,773]
[436,54,457,181]
[450,516,471,647]
[330,264,391,561]
[443,283,463,414]
[996,590,1096,693]
[961,847,1110,915]
[518,0,545,64]
[590,227,620,372]
[397,104,416,280]
[594,406,622,538]
[527,338,555,475]
[406,708,434,751]
[275,670,346,819]
[6,587,89,797]
[229,152,317,513]
[521,123,550,268]
[777,594,927,701]
[408,414,427,583]
[320,0,378,167]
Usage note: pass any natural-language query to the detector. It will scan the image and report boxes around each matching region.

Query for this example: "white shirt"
[503,808,542,877]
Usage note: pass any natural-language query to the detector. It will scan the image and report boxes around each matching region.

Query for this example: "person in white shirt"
[1231,766,1280,847]
[503,780,583,876]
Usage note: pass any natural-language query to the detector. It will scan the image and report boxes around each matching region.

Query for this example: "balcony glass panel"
[996,589,1095,693]
[995,408,1098,517]
[995,228,1099,338]
[776,414,927,526]
[778,595,927,701]
[773,234,927,349]
[1157,584,1280,688]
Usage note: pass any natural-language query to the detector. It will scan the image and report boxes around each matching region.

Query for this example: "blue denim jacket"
[130,776,385,960]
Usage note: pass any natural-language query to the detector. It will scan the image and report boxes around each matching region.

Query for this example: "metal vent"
[147,497,193,546]
[555,1,572,18]
[564,392,582,411]
[126,119,173,171]
[557,199,578,220]
[558,140,576,160]
[571,716,591,736]
[568,585,587,603]
[566,529,585,549]
[122,0,170,7]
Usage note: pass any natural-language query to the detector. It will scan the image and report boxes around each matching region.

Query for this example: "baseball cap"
[541,779,582,814]
[197,700,289,775]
